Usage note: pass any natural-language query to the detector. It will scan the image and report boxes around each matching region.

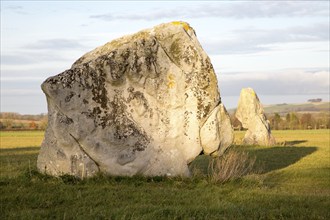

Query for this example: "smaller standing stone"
[235,88,276,146]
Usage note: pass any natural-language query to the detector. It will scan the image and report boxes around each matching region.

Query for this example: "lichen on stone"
[171,21,191,31]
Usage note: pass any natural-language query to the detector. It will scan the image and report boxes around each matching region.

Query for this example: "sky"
[1,0,329,114]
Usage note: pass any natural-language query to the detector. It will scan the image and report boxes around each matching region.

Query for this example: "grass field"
[0,130,329,219]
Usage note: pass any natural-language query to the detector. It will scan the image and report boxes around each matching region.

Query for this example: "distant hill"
[228,102,330,115]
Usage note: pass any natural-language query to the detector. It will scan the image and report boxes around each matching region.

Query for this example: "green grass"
[0,130,329,219]
[0,131,44,149]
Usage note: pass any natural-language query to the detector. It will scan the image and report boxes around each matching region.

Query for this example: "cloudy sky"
[1,1,329,114]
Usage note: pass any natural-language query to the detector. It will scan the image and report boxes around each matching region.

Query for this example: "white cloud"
[1,38,90,69]
[24,39,87,50]
[0,88,41,96]
[5,5,28,14]
[0,77,45,82]
[1,53,70,65]
[6,5,23,10]
[219,68,330,96]
[201,23,329,55]
[90,1,329,21]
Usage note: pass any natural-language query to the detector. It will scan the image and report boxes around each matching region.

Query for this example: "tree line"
[231,112,330,130]
[1,112,329,131]
[0,112,47,131]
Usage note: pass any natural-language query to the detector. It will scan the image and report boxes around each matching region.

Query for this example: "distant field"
[263,102,330,114]
[228,102,330,114]
[0,131,44,149]
[0,130,329,219]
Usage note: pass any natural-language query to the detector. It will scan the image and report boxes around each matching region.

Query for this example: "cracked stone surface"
[235,88,276,146]
[37,21,233,178]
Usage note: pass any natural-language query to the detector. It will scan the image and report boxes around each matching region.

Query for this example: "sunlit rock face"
[200,103,233,156]
[37,21,233,178]
[235,88,276,146]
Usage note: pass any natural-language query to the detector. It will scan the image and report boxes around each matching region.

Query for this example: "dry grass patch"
[208,149,256,183]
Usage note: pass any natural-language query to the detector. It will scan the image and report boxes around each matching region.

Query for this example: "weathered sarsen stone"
[38,21,233,178]
[235,88,276,146]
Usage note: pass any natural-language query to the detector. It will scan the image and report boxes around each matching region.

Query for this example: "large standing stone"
[235,88,276,146]
[37,21,233,178]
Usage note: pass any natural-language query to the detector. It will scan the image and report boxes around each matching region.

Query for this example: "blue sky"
[1,1,329,114]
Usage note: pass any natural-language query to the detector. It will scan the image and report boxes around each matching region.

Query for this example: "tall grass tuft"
[208,149,256,183]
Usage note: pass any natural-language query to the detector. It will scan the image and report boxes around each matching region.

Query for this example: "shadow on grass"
[0,147,40,153]
[249,146,317,174]
[190,146,317,175]
[1,145,317,181]
[283,140,307,146]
